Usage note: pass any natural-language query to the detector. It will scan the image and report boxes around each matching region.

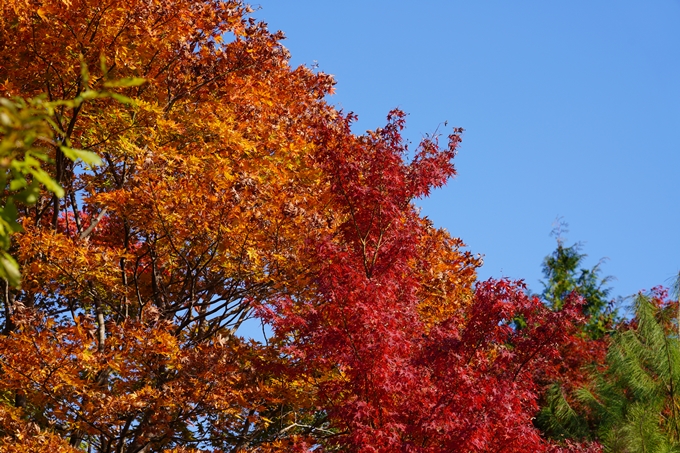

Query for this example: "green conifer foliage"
[541,287,680,452]
[540,221,614,338]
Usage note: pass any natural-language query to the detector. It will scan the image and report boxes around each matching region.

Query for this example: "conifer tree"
[541,285,680,452]
[540,220,614,338]
[536,220,614,445]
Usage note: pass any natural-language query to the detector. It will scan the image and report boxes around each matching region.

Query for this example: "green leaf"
[108,92,137,105]
[100,53,109,77]
[60,146,102,166]
[14,182,41,205]
[1,199,20,232]
[0,98,16,110]
[27,151,50,163]
[0,251,21,287]
[9,178,27,191]
[103,77,146,88]
[30,169,64,198]
[78,90,101,101]
[80,57,91,84]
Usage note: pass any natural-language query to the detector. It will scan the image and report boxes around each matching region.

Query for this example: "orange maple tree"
[0,1,603,452]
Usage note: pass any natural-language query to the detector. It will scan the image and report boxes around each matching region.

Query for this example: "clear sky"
[252,1,680,304]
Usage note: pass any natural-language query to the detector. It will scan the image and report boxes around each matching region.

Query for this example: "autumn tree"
[1,1,345,450]
[256,112,601,452]
[0,1,605,452]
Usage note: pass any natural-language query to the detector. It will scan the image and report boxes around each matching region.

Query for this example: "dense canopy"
[0,1,646,452]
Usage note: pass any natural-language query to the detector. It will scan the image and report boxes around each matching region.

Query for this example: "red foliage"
[0,1,606,449]
[260,112,601,452]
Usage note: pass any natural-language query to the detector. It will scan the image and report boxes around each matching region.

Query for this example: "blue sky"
[253,1,680,303]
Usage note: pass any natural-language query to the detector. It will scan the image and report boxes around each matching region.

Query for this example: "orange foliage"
[0,1,484,451]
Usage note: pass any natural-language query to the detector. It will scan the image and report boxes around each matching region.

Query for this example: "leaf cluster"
[0,58,142,285]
